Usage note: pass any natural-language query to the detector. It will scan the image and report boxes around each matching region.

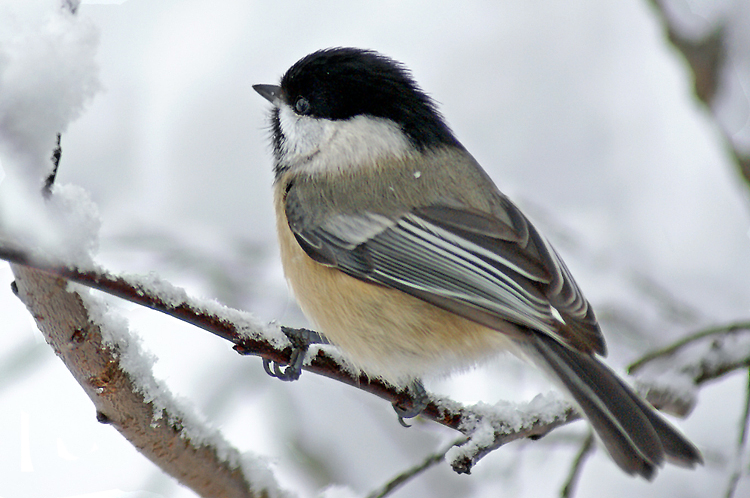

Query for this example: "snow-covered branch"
[0,242,579,465]
[7,244,735,479]
[10,264,286,498]
[630,321,750,417]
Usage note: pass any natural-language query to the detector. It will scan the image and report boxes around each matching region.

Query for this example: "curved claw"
[392,380,429,427]
[396,412,414,428]
[263,358,275,377]
[273,361,286,378]
[259,327,328,382]
[262,346,307,382]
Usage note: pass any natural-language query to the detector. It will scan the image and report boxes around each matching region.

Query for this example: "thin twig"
[724,368,750,498]
[628,321,750,417]
[560,431,596,498]
[628,321,750,374]
[366,437,466,498]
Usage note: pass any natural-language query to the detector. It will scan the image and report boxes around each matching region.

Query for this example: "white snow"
[318,485,361,498]
[445,392,571,469]
[0,0,99,176]
[0,0,100,268]
[118,270,286,346]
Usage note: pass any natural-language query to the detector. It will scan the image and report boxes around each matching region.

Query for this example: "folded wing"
[285,190,604,355]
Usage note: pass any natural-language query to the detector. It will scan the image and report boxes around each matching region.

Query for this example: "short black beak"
[253,84,283,105]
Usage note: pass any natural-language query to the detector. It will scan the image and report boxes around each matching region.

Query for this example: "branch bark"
[10,264,280,498]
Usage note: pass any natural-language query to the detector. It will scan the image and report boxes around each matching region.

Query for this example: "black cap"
[275,48,460,151]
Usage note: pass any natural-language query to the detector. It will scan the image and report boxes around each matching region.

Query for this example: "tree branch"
[629,321,750,416]
[0,242,580,474]
[647,0,750,184]
[559,431,596,498]
[4,242,739,477]
[10,264,282,497]
[366,437,466,498]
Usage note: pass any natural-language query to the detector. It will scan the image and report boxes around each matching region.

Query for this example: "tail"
[530,333,702,479]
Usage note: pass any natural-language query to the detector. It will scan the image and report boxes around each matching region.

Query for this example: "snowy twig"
[444,396,578,474]
[724,368,750,498]
[9,265,279,498]
[8,244,750,479]
[559,431,596,498]
[6,244,743,475]
[628,321,750,373]
[0,242,283,354]
[629,321,750,416]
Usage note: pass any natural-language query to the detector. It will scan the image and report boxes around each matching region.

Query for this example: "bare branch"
[10,264,282,498]
[43,132,62,199]
[648,0,725,104]
[647,0,750,184]
[560,431,596,498]
[366,437,466,498]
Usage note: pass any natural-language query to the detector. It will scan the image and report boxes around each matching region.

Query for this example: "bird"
[252,47,702,479]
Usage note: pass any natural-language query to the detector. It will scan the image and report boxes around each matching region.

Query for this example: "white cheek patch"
[276,104,413,175]
[277,105,332,162]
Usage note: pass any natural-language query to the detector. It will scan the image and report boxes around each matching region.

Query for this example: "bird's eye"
[295,97,311,115]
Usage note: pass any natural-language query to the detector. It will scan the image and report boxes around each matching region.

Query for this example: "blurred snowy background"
[1,0,749,497]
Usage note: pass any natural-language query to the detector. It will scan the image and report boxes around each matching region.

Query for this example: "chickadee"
[253,47,702,478]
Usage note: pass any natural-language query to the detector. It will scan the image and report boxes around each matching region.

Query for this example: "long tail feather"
[530,333,702,479]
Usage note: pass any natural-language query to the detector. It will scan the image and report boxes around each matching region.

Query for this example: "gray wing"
[286,190,605,355]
